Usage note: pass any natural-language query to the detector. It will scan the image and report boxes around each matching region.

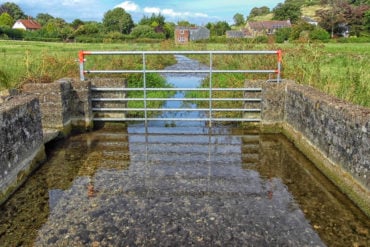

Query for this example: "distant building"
[302,16,318,26]
[226,30,245,39]
[12,19,42,31]
[245,20,291,37]
[175,26,210,44]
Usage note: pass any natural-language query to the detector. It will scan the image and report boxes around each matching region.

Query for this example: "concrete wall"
[283,83,370,215]
[22,78,93,138]
[247,80,370,215]
[285,83,369,187]
[91,78,127,121]
[0,95,46,204]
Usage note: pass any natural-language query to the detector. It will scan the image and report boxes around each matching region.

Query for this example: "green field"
[0,40,369,107]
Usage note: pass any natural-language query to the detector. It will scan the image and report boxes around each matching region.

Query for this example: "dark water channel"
[0,56,369,246]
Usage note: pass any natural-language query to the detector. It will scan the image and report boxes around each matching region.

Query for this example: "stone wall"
[22,78,93,137]
[91,78,127,122]
[283,82,370,214]
[248,80,370,215]
[0,95,46,204]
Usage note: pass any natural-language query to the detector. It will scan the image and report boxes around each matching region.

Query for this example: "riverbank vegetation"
[0,40,369,108]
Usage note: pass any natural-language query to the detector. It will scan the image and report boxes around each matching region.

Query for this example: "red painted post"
[79,51,85,81]
[277,50,282,83]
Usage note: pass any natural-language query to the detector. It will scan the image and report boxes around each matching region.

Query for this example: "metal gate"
[78,50,282,126]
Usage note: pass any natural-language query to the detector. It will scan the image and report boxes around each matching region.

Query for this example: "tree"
[365,10,370,31]
[164,22,175,39]
[177,20,193,27]
[309,27,330,40]
[130,25,164,38]
[344,3,370,36]
[349,0,370,5]
[317,0,370,37]
[316,1,345,37]
[0,2,26,20]
[41,18,68,38]
[207,21,231,36]
[36,13,54,26]
[0,12,14,27]
[290,20,315,40]
[273,2,301,23]
[103,8,134,34]
[139,13,165,27]
[275,27,292,43]
[71,19,84,30]
[247,6,270,20]
[233,13,245,26]
[74,22,102,36]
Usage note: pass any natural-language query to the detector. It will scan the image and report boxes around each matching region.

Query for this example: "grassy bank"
[188,42,370,108]
[0,40,369,107]
[283,43,370,107]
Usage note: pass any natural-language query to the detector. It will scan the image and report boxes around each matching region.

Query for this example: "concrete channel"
[0,55,369,246]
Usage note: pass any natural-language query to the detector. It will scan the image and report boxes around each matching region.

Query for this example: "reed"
[0,40,369,107]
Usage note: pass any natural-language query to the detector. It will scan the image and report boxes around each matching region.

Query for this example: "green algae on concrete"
[0,147,46,205]
[281,123,370,217]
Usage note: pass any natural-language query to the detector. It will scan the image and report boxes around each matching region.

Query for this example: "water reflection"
[1,127,369,246]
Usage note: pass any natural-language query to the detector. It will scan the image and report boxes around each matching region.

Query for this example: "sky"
[2,0,283,24]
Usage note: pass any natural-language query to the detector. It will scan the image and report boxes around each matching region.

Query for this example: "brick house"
[175,26,210,44]
[245,20,291,37]
[12,19,42,31]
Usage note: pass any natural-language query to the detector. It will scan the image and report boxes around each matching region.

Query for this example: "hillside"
[248,4,327,22]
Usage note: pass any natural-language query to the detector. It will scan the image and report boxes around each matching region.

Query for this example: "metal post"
[143,53,148,128]
[277,50,282,83]
[209,52,213,128]
[79,51,85,81]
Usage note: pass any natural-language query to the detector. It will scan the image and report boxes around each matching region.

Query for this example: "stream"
[0,56,369,247]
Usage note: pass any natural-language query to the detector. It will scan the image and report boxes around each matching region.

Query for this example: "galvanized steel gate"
[78,50,282,126]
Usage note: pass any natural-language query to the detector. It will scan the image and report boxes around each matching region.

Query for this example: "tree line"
[0,0,369,43]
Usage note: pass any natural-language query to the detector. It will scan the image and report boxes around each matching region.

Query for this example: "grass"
[192,42,370,108]
[0,40,163,89]
[248,13,274,21]
[0,40,369,107]
[282,43,370,107]
[301,4,330,18]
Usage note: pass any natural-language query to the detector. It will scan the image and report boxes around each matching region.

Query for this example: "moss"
[280,123,370,217]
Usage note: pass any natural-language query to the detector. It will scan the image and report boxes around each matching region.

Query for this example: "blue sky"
[2,0,283,24]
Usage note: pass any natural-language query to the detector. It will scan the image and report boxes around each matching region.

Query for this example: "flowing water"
[0,56,369,247]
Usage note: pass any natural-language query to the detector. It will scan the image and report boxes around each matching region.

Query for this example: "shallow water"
[0,127,369,246]
[0,55,369,246]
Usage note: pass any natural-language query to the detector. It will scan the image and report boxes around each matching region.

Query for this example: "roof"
[16,19,42,29]
[175,26,207,31]
[248,20,291,30]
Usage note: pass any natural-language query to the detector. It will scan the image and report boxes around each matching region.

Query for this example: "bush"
[275,27,291,43]
[309,27,330,41]
[75,35,104,43]
[131,25,165,39]
[0,26,24,40]
[254,35,268,43]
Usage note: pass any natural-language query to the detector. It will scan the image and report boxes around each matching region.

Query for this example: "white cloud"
[115,1,140,12]
[144,6,209,19]
[143,7,161,14]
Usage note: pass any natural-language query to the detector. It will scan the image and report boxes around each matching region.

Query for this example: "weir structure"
[0,50,369,218]
[78,50,282,126]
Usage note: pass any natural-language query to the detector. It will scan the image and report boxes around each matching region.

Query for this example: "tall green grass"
[283,43,370,106]
[188,42,370,107]
[0,40,369,107]
[0,40,162,89]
